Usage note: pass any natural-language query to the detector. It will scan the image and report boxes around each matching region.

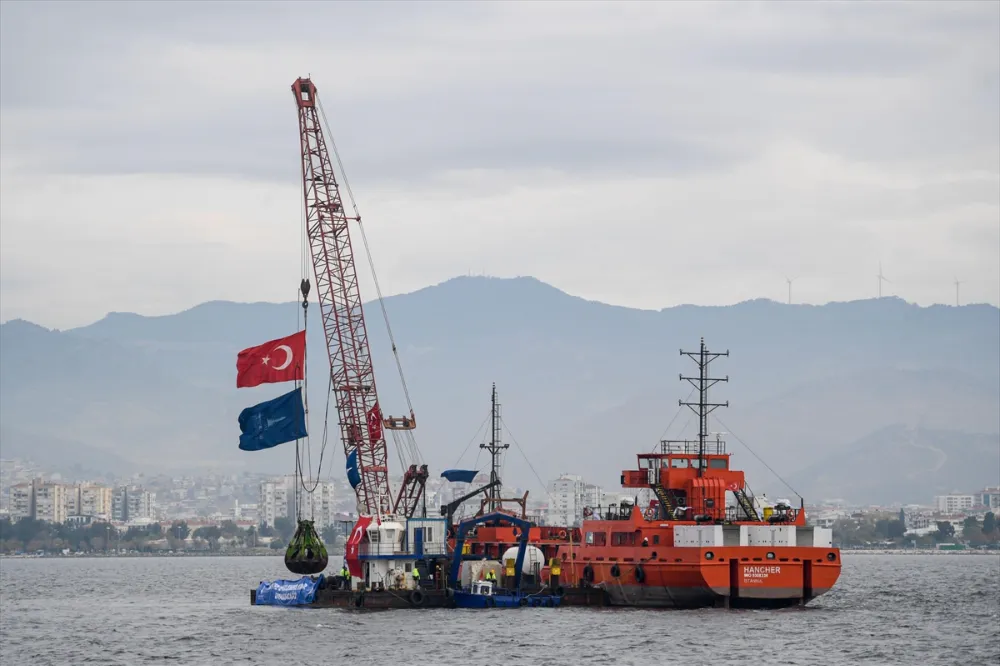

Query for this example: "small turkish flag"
[236,330,305,388]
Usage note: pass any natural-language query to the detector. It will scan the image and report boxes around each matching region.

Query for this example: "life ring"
[634,564,646,584]
[583,506,593,518]
[644,507,656,520]
[582,565,595,583]
[409,589,425,606]
[610,564,621,578]
[558,529,568,539]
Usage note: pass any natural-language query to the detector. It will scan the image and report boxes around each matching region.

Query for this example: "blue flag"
[346,448,361,489]
[238,387,307,452]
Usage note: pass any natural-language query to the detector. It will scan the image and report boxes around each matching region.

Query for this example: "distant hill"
[790,426,1000,505]
[1,276,997,503]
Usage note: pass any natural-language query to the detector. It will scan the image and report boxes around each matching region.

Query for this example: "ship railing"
[596,503,635,521]
[659,438,727,455]
[358,543,402,557]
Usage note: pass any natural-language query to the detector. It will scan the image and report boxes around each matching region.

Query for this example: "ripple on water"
[1,554,998,665]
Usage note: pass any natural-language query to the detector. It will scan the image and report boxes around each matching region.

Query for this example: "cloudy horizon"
[2,0,998,329]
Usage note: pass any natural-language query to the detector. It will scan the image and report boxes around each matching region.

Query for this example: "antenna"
[877,262,892,299]
[679,339,729,478]
[480,383,508,512]
[785,276,795,305]
[954,276,963,307]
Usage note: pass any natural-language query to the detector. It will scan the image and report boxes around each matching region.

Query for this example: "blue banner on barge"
[255,575,323,606]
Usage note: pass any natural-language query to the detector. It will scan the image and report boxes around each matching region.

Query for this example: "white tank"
[501,545,545,575]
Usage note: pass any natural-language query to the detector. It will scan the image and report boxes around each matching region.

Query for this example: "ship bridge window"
[671,459,689,468]
[611,532,636,546]
[587,532,606,546]
[708,458,728,470]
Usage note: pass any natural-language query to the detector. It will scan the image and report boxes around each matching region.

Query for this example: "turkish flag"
[366,403,383,443]
[236,330,305,388]
[345,515,372,578]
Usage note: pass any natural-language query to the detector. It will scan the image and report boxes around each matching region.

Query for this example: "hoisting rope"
[317,98,422,466]
[650,386,696,453]
[713,415,803,501]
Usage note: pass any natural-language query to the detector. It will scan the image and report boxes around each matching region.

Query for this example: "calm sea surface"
[1,554,998,665]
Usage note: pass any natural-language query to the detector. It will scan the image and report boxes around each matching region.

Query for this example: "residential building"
[10,482,33,520]
[934,494,975,514]
[258,476,336,527]
[258,477,292,527]
[545,474,605,527]
[977,487,1000,511]
[79,485,113,520]
[112,486,153,522]
[32,481,67,524]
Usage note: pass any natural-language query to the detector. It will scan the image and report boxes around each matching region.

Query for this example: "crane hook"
[300,279,311,309]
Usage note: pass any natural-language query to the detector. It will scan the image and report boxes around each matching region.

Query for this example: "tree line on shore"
[0,516,343,554]
[832,511,998,548]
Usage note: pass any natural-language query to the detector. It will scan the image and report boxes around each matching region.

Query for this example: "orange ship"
[450,339,841,609]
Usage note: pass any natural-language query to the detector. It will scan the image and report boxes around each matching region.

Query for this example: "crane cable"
[293,127,334,514]
[317,98,418,420]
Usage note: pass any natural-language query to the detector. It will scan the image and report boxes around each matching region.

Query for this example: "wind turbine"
[785,276,795,305]
[954,276,963,307]
[877,262,891,299]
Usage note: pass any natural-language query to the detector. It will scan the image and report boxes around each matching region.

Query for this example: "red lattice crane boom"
[291,77,415,517]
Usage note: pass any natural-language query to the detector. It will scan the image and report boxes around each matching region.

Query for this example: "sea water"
[1,553,997,665]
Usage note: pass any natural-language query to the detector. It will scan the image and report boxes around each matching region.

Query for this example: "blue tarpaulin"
[254,575,323,606]
[238,387,308,452]
[441,469,479,483]
[346,449,361,489]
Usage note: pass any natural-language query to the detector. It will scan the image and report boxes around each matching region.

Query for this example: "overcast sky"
[1,0,998,329]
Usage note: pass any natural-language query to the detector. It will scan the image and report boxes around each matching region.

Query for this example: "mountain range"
[1,275,998,505]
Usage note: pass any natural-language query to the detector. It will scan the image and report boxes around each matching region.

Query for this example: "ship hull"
[556,547,841,609]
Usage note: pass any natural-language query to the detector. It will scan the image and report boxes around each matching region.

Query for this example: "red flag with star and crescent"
[236,330,305,388]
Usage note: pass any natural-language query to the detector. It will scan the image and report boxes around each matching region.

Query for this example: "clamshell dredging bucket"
[284,519,329,575]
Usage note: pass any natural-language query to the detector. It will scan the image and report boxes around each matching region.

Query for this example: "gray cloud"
[1,0,997,327]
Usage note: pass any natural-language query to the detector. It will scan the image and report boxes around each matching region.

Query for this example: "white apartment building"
[64,484,113,521]
[33,481,67,524]
[934,494,975,514]
[10,483,33,520]
[112,486,153,523]
[259,476,336,528]
[545,474,605,527]
[258,477,292,527]
[79,485,113,520]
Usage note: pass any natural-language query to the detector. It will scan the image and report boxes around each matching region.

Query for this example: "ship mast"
[679,338,729,477]
[480,383,509,513]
